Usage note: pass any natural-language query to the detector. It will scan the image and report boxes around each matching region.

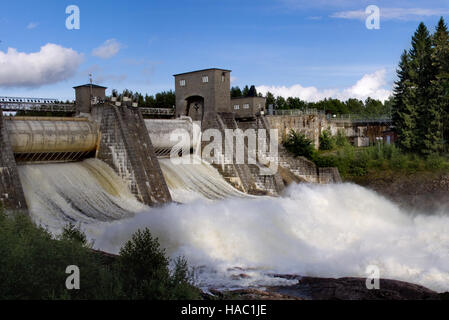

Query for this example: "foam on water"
[159,155,250,202]
[18,158,144,234]
[18,159,449,292]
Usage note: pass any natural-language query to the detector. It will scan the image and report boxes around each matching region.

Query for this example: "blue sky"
[0,0,448,101]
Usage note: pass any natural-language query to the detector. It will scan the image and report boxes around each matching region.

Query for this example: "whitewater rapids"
[18,158,449,292]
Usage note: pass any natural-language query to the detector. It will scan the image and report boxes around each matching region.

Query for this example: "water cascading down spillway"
[12,116,248,233]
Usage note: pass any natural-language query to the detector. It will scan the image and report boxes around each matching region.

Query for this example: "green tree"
[230,86,242,98]
[319,130,334,151]
[275,96,287,109]
[345,98,364,114]
[119,228,199,300]
[283,130,315,159]
[248,85,257,97]
[409,22,440,154]
[265,92,275,110]
[392,50,417,152]
[432,17,449,149]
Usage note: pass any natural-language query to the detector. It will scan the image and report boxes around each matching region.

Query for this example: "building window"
[180,79,186,87]
[234,105,240,110]
[202,76,209,83]
[243,103,250,109]
[221,73,225,82]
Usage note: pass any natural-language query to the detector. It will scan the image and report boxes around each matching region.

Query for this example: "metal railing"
[0,96,76,113]
[327,114,392,124]
[1,96,176,116]
[271,108,326,116]
[140,107,175,116]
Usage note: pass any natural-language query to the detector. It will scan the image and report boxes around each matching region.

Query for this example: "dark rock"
[269,276,440,300]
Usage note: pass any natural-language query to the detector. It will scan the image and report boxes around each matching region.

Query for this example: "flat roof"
[231,96,266,100]
[73,84,107,89]
[173,68,232,77]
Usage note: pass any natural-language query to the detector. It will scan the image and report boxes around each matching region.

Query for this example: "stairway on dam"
[94,104,172,206]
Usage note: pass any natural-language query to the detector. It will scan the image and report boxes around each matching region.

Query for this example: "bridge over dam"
[3,71,383,216]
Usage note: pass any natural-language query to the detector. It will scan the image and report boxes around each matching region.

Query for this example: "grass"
[284,129,449,180]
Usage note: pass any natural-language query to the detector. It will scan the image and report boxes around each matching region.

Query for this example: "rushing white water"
[159,156,249,202]
[18,159,144,234]
[18,159,449,292]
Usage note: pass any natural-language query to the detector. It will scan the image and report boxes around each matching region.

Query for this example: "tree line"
[392,17,449,155]
[232,85,393,117]
[110,83,393,118]
[111,89,175,109]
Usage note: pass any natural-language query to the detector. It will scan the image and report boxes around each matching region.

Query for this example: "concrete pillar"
[95,104,172,206]
[0,111,28,213]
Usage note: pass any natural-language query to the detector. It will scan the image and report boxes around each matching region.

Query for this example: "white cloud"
[256,69,391,102]
[331,7,449,21]
[92,39,122,59]
[26,22,39,29]
[0,43,83,88]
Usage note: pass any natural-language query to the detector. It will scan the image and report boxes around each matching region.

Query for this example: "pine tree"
[408,22,440,155]
[392,50,417,152]
[432,17,449,150]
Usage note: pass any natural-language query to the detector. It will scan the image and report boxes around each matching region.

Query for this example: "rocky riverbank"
[207,276,445,300]
[349,170,449,213]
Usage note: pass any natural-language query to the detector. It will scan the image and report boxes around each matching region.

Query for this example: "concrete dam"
[0,106,341,217]
[0,72,343,219]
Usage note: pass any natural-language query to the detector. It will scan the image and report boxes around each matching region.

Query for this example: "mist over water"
[19,159,449,292]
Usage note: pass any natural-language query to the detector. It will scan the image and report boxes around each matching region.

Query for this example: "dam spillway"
[5,117,99,162]
[18,156,247,233]
[18,159,144,233]
[4,117,197,161]
[159,155,250,202]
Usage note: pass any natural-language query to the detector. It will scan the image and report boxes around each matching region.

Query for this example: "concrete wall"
[328,121,390,146]
[231,96,266,119]
[202,112,258,194]
[74,85,106,114]
[266,114,328,148]
[174,69,231,121]
[95,105,172,206]
[0,112,27,212]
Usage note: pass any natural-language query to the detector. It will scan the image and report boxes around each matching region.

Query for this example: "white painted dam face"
[18,159,449,292]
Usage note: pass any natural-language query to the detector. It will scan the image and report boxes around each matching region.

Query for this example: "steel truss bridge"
[0,96,176,117]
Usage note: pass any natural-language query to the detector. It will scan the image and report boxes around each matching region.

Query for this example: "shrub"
[0,209,200,300]
[119,228,200,300]
[0,211,117,299]
[283,129,315,159]
[60,223,89,247]
[335,129,350,147]
[425,153,448,170]
[319,130,334,151]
